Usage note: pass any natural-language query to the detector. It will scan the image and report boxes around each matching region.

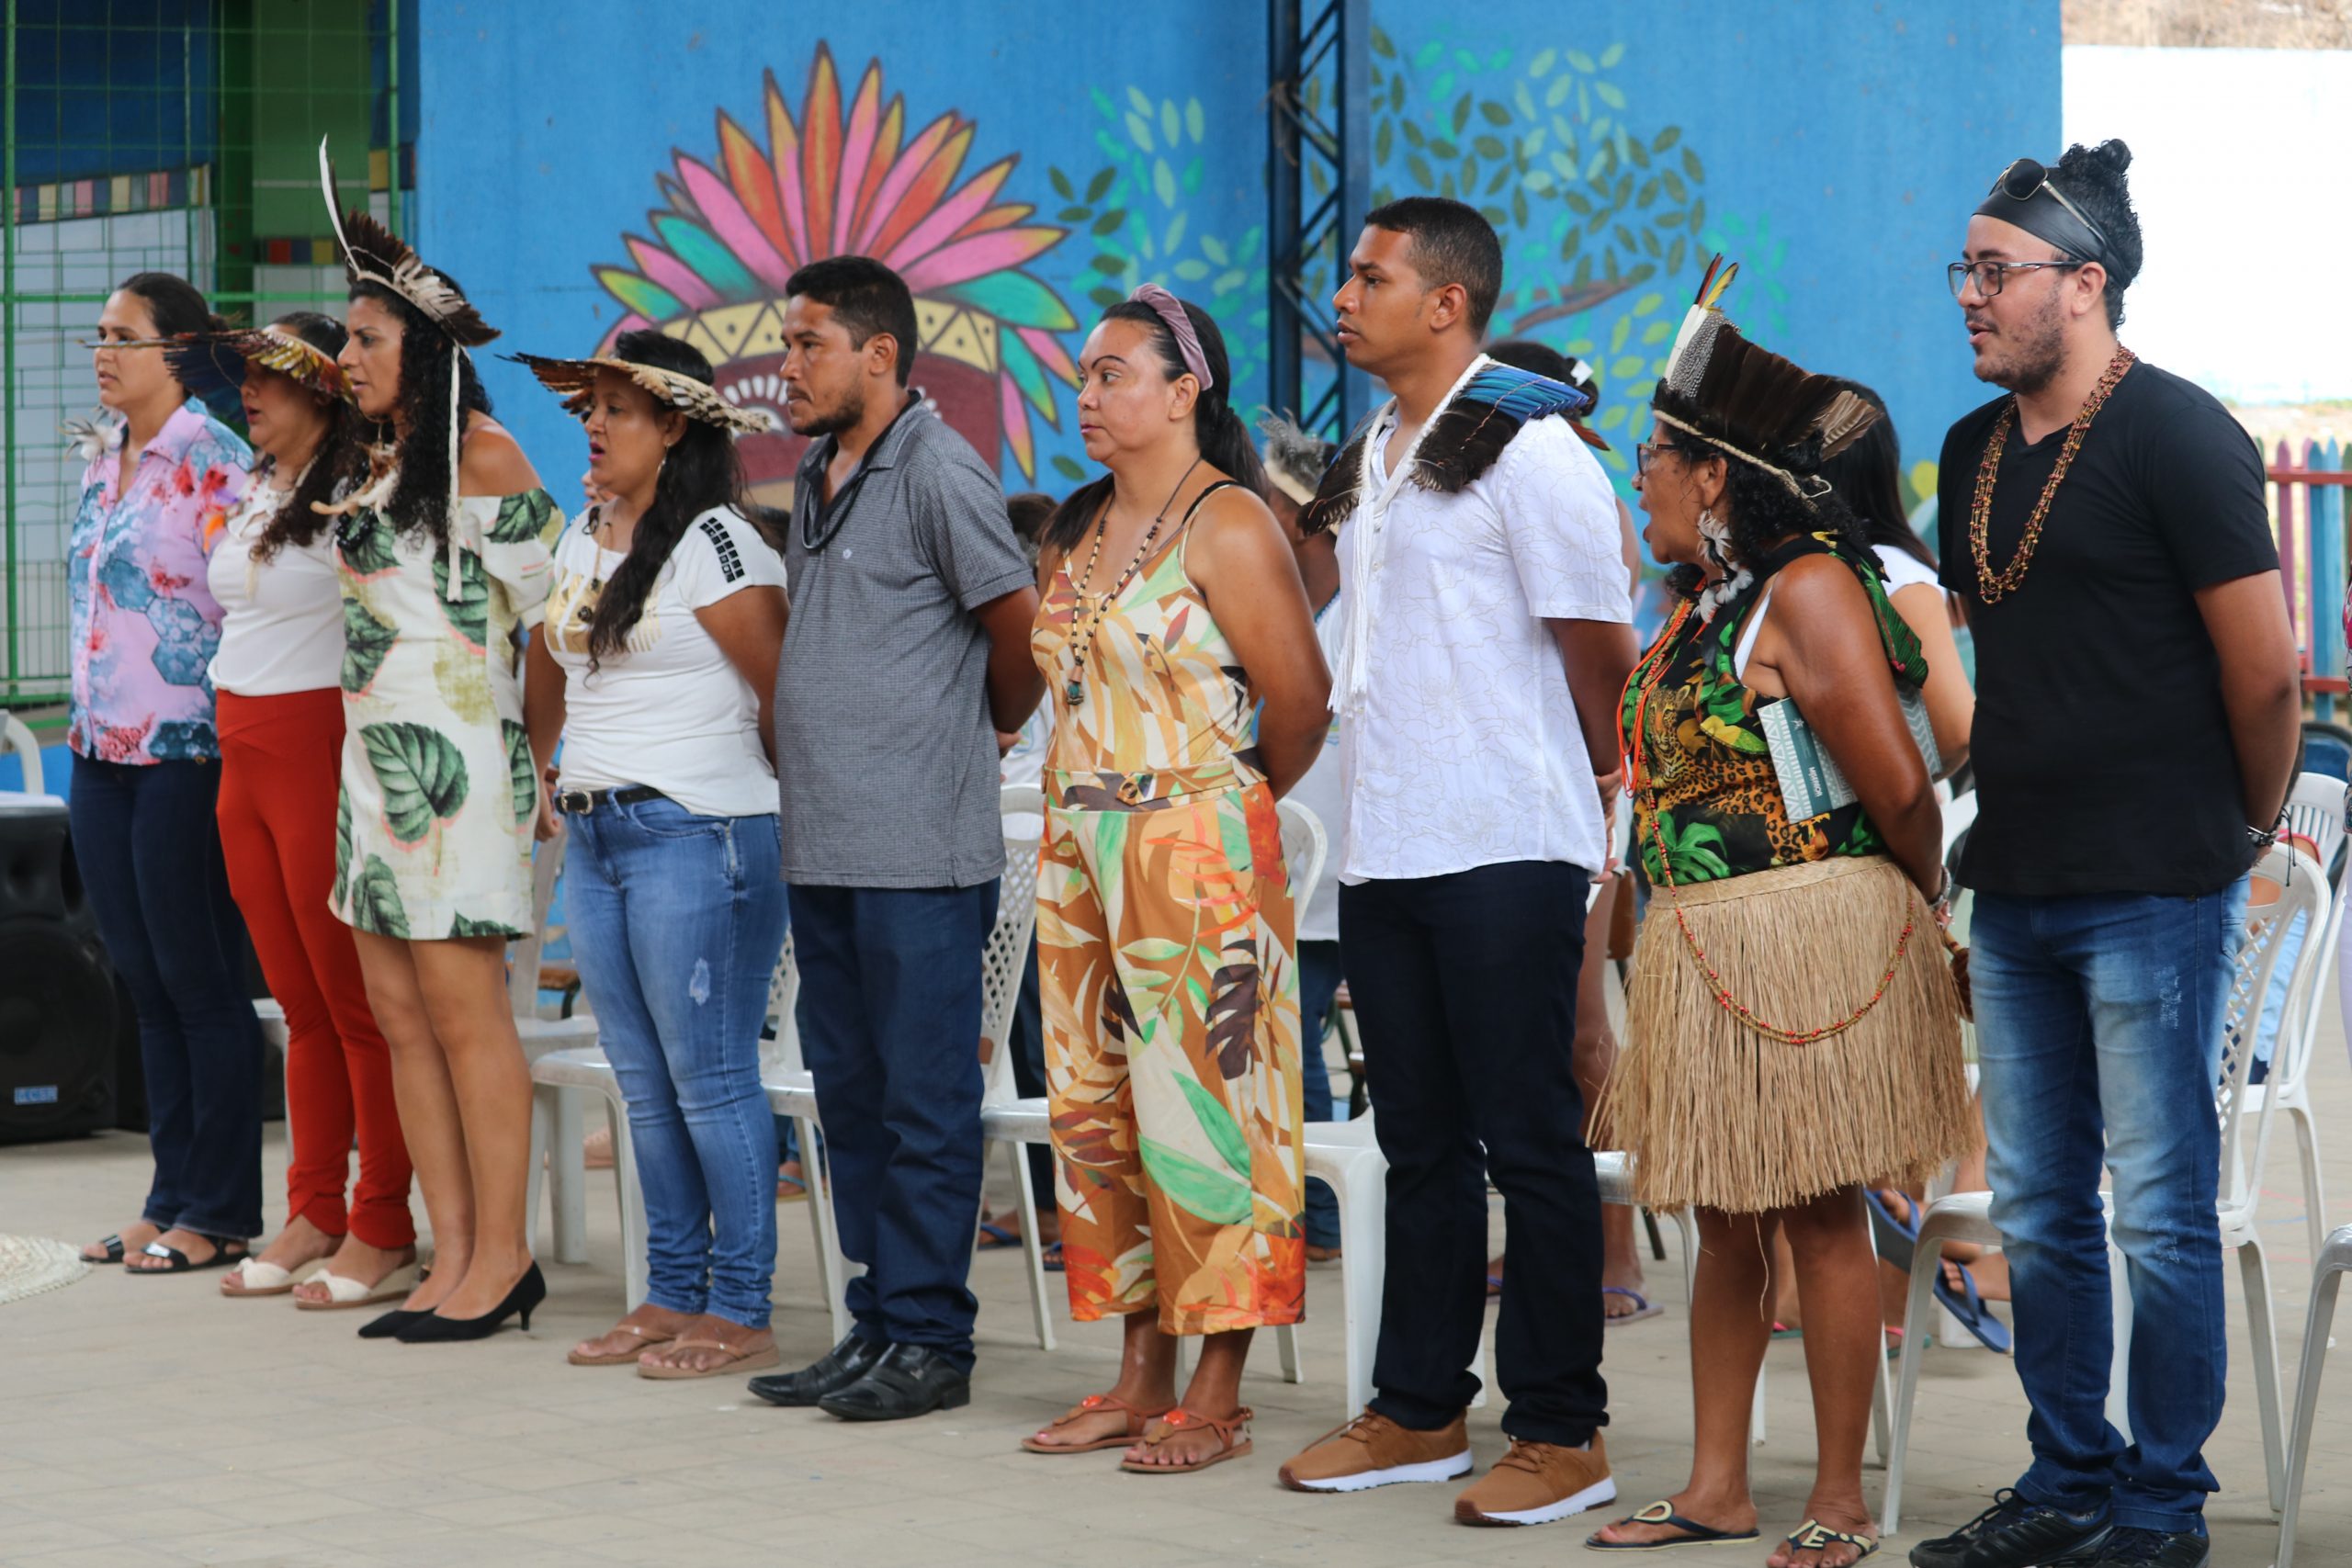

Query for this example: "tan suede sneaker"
[1277,1409,1475,1493]
[1453,1432,1615,1526]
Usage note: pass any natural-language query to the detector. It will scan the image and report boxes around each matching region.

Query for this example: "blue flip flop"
[1866,1189,2010,1353]
[976,1221,1020,1252]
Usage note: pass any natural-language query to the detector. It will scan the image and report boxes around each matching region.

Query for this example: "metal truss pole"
[1267,0,1371,443]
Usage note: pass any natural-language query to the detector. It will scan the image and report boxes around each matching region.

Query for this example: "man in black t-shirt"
[1907,144,2300,1568]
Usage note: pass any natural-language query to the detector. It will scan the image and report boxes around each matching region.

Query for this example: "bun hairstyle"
[2046,139,2143,328]
[582,329,749,669]
[1043,294,1267,554]
[254,310,376,562]
[351,269,493,547]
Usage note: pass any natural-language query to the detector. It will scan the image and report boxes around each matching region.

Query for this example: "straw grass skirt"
[1598,853,1974,1215]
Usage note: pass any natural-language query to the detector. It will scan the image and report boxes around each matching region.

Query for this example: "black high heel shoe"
[396,1263,546,1343]
[358,1307,428,1340]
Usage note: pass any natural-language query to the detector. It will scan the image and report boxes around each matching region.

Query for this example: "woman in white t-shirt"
[188,316,420,1309]
[514,333,789,1380]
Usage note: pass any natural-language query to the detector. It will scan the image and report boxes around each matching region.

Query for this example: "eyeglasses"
[1987,158,2113,256]
[1635,440,1683,479]
[1946,258,2085,299]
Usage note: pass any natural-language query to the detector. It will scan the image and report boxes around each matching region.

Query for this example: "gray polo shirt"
[774,401,1035,888]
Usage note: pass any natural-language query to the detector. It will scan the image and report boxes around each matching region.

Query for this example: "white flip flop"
[220,1258,326,1297]
[293,1260,421,1311]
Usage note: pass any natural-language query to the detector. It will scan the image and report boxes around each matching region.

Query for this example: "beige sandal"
[220,1258,327,1297]
[1117,1405,1253,1474]
[1020,1392,1175,1455]
[634,1335,782,1380]
[568,1321,680,1367]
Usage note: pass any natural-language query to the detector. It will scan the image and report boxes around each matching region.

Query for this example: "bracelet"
[2248,809,2286,852]
[1928,873,1959,930]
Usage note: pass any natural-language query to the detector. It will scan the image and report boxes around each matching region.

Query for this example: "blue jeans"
[565,798,787,1327]
[1974,880,2248,1535]
[68,756,264,1240]
[1298,938,1344,1250]
[789,879,996,1371]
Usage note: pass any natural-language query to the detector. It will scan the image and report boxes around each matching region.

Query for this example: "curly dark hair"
[251,311,377,563]
[352,274,492,547]
[2045,139,2143,330]
[582,330,750,669]
[1660,428,1870,604]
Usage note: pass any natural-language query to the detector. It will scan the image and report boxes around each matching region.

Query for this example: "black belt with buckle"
[554,784,667,816]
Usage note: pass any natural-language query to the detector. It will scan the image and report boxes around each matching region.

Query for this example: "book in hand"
[1758,684,1941,822]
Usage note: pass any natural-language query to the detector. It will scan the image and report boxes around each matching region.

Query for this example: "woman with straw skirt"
[1589,259,1972,1568]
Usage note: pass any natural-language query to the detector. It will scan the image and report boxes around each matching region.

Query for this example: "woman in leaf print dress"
[321,168,559,1342]
[1020,288,1330,1474]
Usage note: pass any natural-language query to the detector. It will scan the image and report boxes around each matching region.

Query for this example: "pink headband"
[1128,283,1214,392]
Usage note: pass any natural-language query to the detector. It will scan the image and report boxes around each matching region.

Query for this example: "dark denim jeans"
[68,756,264,1240]
[1974,878,2249,1536]
[1297,937,1344,1250]
[789,879,997,1371]
[566,797,788,1328]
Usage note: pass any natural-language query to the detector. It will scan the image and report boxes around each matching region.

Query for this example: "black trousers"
[1340,859,1608,1446]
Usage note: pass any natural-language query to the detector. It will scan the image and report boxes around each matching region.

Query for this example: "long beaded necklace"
[1619,600,1920,1046]
[1059,457,1203,708]
[1967,344,2135,605]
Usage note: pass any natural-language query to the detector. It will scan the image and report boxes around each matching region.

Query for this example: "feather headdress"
[317,138,497,348]
[1257,412,1337,508]
[1651,255,1876,502]
[161,327,351,405]
[506,353,775,436]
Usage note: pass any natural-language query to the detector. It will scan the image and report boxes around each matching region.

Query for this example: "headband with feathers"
[318,139,497,347]
[1257,411,1337,508]
[1650,255,1876,502]
[162,327,352,406]
[507,352,775,436]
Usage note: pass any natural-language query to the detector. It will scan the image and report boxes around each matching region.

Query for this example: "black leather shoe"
[395,1263,546,1343]
[1909,1489,2110,1568]
[357,1308,426,1340]
[747,1333,886,1407]
[816,1343,971,1422]
[2048,1527,2210,1567]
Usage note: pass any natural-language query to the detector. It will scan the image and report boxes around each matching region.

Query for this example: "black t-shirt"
[1939,359,2278,897]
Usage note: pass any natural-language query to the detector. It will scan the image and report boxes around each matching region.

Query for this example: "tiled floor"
[6,1000,2350,1568]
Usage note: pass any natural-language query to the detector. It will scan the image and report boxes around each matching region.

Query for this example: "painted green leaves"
[348,854,410,938]
[337,513,399,576]
[448,913,514,939]
[342,595,398,693]
[361,721,470,844]
[1654,807,1730,882]
[431,549,491,649]
[334,786,354,897]
[1139,1138,1252,1225]
[503,721,535,824]
[490,489,556,546]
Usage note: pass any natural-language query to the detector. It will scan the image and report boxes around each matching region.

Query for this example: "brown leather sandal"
[635,1334,783,1380]
[567,1322,679,1367]
[1020,1393,1175,1455]
[1117,1405,1254,1474]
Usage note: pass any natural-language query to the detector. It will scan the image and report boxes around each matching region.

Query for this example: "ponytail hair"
[1043,293,1265,555]
[583,330,748,670]
[253,311,375,561]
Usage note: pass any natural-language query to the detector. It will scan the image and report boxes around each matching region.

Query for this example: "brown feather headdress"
[1651,255,1876,502]
[318,138,497,347]
[506,352,775,436]
[163,327,352,403]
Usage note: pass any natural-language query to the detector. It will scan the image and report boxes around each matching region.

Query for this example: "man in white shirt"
[1275,197,1636,1529]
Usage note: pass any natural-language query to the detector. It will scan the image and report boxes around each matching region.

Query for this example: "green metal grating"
[2,0,411,708]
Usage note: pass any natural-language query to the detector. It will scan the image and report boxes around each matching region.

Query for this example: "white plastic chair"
[0,713,45,795]
[2245,773,2347,1261]
[2276,1222,2352,1568]
[781,788,1046,1347]
[1882,843,2325,1529]
[514,833,605,1266]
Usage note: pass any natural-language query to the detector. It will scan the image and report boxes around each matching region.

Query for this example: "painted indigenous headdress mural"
[592,46,1081,503]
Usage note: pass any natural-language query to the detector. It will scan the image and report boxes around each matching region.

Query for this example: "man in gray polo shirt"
[745,256,1044,1421]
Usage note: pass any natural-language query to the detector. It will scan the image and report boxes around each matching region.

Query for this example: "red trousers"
[216,687,415,1247]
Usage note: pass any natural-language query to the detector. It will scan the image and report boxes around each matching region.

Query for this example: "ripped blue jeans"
[565,795,788,1327]
[1973,878,2248,1535]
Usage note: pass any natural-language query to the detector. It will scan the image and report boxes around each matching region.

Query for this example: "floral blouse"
[67,398,253,763]
[1623,533,1928,886]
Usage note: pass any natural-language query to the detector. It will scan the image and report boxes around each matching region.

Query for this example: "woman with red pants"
[184,318,421,1307]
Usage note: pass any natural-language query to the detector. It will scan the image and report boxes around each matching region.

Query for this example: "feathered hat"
[1650,255,1875,502]
[505,352,775,436]
[162,326,351,407]
[318,139,496,348]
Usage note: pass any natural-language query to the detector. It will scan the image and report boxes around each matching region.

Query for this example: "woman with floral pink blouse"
[71,272,266,1277]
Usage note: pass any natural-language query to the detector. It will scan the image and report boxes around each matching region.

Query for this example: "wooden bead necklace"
[1966,344,2135,604]
[1060,457,1201,708]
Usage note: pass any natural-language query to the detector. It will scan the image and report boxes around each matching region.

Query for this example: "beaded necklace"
[1620,599,1919,1046]
[1059,457,1202,709]
[1966,345,2135,605]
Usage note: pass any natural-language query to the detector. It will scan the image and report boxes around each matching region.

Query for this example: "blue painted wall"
[413,2,2057,514]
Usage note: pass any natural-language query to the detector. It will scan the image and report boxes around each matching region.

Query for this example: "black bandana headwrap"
[1973,158,2109,265]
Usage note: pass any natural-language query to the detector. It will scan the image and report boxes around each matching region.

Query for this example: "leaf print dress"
[1028,482,1306,1334]
[331,486,558,941]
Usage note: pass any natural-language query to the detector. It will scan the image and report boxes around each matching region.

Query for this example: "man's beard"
[787,384,865,438]
[1976,290,2068,396]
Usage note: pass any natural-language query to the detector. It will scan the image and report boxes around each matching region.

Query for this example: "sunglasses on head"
[1987,158,2112,257]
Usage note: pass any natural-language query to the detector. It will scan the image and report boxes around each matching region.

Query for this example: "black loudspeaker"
[0,796,125,1142]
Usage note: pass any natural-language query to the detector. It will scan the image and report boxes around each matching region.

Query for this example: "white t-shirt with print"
[1283,591,1349,940]
[546,505,786,818]
[1336,412,1630,883]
